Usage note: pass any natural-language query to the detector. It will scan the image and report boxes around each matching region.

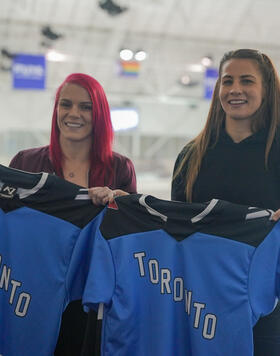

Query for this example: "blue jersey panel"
[249,223,280,317]
[83,225,258,356]
[0,207,82,356]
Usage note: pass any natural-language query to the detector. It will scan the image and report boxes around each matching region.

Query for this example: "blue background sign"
[12,54,46,89]
[204,68,218,99]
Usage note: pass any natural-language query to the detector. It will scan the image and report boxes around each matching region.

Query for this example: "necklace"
[64,168,89,187]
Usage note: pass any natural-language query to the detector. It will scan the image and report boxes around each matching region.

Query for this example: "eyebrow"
[59,98,92,104]
[222,74,256,79]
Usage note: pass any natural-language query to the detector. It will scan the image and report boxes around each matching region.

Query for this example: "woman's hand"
[271,208,280,221]
[88,187,129,206]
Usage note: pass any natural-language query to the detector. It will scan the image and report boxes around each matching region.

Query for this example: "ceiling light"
[201,56,213,67]
[46,50,67,62]
[180,74,191,85]
[41,26,62,41]
[98,0,128,16]
[120,49,133,61]
[134,50,147,61]
[111,108,139,131]
[187,64,204,73]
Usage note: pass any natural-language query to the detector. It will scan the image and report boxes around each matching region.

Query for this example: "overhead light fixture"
[111,108,139,131]
[119,48,147,62]
[180,74,191,86]
[178,74,199,88]
[0,48,15,72]
[46,50,67,62]
[134,50,147,61]
[186,64,204,73]
[120,49,133,61]
[98,0,128,16]
[201,55,213,67]
[41,26,62,41]
[1,48,16,59]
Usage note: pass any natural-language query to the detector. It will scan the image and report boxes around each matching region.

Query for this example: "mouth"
[228,100,247,105]
[65,122,84,128]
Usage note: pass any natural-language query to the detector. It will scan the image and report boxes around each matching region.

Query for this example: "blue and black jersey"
[0,164,103,356]
[83,194,279,356]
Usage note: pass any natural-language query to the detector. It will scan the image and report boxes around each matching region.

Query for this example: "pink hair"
[49,73,114,187]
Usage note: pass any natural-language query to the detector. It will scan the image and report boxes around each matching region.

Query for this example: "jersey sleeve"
[65,209,108,303]
[81,228,116,311]
[248,222,280,322]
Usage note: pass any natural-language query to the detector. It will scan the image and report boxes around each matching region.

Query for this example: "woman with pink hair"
[9,72,137,355]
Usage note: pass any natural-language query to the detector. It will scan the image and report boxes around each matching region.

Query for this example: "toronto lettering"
[134,251,217,340]
[0,254,31,317]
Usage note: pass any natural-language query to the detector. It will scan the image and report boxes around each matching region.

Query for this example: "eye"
[59,101,71,108]
[80,103,92,111]
[241,79,254,84]
[222,79,232,86]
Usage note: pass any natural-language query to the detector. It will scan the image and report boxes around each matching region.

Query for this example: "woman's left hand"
[88,186,129,206]
[271,208,280,221]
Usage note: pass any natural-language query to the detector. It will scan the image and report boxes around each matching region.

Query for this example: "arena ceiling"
[0,0,280,102]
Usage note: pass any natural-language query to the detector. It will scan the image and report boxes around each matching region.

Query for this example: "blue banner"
[12,54,46,90]
[204,68,218,100]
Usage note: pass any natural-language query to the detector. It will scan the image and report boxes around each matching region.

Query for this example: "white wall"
[0,84,211,199]
[0,85,209,134]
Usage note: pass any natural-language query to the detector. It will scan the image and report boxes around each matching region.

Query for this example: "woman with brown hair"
[172,49,280,355]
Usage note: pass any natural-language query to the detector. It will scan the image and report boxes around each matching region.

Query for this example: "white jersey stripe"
[139,195,168,222]
[245,210,274,220]
[191,199,219,223]
[75,194,91,200]
[18,173,49,199]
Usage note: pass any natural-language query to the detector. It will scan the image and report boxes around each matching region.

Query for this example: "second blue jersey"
[82,195,280,356]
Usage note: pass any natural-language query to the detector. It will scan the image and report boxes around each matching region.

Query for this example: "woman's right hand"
[88,187,129,206]
[271,208,280,221]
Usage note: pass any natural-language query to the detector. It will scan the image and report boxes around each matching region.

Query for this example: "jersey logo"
[108,200,119,210]
[0,185,17,199]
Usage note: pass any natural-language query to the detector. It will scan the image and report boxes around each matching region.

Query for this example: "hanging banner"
[12,54,46,89]
[119,60,140,77]
[204,68,218,99]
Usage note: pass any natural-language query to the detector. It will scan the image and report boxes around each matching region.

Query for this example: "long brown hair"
[174,49,280,201]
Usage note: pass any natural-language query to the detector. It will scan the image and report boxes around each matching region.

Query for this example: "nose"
[229,83,242,95]
[68,104,80,117]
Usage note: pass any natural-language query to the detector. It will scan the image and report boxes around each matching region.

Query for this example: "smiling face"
[57,83,93,143]
[219,58,264,122]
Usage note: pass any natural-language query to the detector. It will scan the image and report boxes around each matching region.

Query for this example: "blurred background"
[1,0,280,198]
